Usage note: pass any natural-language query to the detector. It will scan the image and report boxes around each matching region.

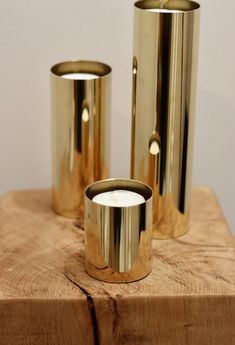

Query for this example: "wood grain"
[0,187,234,344]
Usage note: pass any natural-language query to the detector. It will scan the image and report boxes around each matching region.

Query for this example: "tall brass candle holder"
[51,60,112,218]
[85,179,152,283]
[131,0,200,238]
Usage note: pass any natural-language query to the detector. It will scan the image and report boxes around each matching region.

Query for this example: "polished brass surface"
[85,179,152,283]
[51,61,111,218]
[131,0,200,238]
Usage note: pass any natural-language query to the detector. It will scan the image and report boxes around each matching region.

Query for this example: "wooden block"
[0,187,234,345]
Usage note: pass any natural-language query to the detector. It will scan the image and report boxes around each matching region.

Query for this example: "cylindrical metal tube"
[85,179,152,283]
[131,0,200,238]
[51,60,112,218]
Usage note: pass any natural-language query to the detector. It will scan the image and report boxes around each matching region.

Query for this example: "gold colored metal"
[85,179,152,283]
[51,61,112,218]
[131,0,200,238]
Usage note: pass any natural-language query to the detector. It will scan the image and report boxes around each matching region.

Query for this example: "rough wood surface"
[0,187,234,345]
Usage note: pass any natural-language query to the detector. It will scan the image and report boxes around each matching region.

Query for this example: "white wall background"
[0,0,234,233]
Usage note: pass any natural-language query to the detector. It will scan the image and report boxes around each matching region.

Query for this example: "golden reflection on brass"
[131,0,200,238]
[51,61,112,218]
[85,179,152,283]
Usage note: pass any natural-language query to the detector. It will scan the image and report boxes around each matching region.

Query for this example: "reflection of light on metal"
[131,0,200,238]
[82,106,89,122]
[51,60,112,219]
[85,179,153,283]
[133,56,138,74]
[149,140,160,155]
[148,133,161,225]
[131,57,138,178]
[81,102,90,185]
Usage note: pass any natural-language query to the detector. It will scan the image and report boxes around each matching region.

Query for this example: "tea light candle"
[85,179,152,283]
[92,190,145,207]
[62,73,99,80]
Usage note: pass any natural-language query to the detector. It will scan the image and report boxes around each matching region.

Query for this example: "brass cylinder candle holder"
[85,179,152,283]
[131,0,200,239]
[51,60,112,218]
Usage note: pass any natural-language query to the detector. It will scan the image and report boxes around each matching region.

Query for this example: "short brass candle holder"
[84,179,153,283]
[51,60,112,219]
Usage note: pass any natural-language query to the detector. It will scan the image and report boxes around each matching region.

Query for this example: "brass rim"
[85,178,152,204]
[51,60,112,78]
[134,0,200,12]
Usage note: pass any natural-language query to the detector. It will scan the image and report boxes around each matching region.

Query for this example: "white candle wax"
[62,73,99,80]
[92,190,145,207]
[148,9,182,13]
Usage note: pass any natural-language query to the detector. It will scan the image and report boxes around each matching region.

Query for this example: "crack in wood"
[64,272,100,345]
[103,290,121,336]
[74,219,84,230]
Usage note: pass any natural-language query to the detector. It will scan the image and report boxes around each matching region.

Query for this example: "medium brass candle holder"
[131,0,200,239]
[51,60,112,219]
[84,179,152,283]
